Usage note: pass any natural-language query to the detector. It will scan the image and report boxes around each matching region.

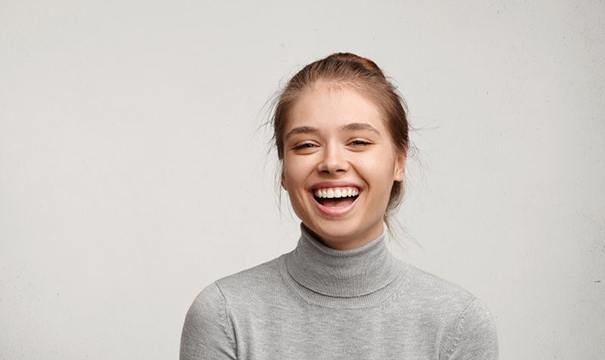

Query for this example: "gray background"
[1,0,604,359]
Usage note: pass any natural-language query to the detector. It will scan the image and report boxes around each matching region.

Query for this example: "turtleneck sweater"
[180,223,498,359]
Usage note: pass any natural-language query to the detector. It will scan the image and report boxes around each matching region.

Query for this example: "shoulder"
[440,296,499,359]
[399,262,476,312]
[215,254,283,291]
[183,279,237,338]
[186,253,285,314]
[180,256,284,359]
[398,262,499,359]
[201,254,286,312]
[185,254,283,315]
[181,282,237,359]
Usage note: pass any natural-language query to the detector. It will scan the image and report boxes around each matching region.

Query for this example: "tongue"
[320,197,355,207]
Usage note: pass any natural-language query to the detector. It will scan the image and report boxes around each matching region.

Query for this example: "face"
[281,81,406,250]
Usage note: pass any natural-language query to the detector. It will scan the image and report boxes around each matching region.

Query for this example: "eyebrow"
[284,122,381,141]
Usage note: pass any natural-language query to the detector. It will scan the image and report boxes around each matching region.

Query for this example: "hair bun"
[323,52,386,78]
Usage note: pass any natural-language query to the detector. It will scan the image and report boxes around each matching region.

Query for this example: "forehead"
[286,81,386,133]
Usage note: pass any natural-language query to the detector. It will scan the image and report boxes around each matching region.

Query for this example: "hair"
[269,52,410,229]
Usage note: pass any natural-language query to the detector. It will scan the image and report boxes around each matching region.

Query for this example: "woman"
[180,53,498,359]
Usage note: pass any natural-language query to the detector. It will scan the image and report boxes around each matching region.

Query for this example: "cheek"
[356,154,397,194]
[359,152,396,177]
[282,156,311,190]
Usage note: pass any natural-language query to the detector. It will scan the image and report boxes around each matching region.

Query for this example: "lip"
[308,181,362,218]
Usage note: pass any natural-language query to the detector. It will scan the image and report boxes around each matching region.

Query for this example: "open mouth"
[312,187,360,208]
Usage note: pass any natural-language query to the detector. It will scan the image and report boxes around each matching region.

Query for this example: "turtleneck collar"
[284,222,400,298]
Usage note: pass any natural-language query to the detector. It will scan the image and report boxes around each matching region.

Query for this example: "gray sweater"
[180,223,498,359]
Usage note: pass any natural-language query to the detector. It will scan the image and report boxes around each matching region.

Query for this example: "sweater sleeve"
[180,282,237,360]
[440,297,499,360]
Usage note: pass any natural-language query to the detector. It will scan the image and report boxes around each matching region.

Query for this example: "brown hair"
[270,52,410,223]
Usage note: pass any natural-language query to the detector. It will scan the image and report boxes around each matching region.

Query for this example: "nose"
[317,143,349,175]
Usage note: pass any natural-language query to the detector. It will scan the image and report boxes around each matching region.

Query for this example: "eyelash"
[292,140,371,150]
[292,142,317,150]
[349,139,371,146]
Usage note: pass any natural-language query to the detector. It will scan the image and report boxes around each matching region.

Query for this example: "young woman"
[180,53,498,359]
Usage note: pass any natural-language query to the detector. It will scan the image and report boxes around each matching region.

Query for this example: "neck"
[303,223,386,250]
[285,222,399,298]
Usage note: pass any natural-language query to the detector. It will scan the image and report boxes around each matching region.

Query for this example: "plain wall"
[1,0,603,359]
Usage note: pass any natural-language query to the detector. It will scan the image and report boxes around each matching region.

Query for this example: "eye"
[292,142,318,150]
[348,139,372,146]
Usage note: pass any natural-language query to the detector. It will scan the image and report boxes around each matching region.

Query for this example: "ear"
[393,152,406,181]
[281,171,288,191]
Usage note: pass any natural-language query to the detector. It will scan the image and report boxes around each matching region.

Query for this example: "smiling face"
[281,81,406,250]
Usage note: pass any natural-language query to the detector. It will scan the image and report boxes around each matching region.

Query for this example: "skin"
[281,80,406,250]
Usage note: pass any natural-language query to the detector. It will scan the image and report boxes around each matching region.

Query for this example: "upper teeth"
[314,187,359,199]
